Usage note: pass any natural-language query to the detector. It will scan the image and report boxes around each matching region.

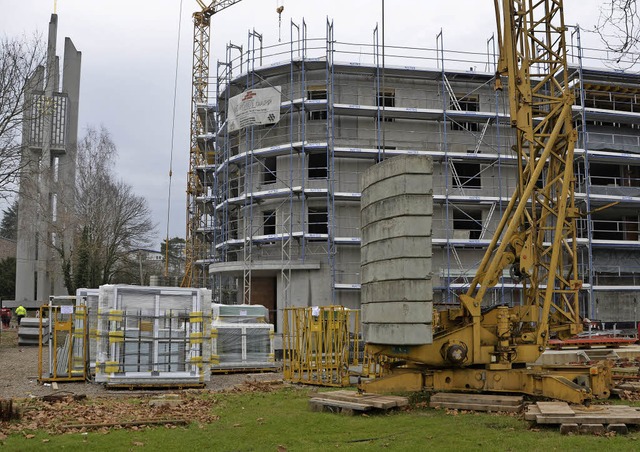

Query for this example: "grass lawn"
[3,387,640,451]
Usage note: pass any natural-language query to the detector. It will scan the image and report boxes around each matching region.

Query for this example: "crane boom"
[183,0,243,287]
[364,0,611,403]
[462,0,581,345]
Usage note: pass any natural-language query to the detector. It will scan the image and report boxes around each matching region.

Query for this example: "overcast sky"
[1,0,612,249]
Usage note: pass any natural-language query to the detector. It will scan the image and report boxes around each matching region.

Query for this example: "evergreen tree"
[0,256,16,300]
[0,200,18,239]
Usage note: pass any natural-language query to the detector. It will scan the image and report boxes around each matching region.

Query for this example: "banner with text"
[228,86,281,132]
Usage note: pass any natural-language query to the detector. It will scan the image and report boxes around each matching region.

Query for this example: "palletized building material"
[95,285,211,387]
[76,288,100,375]
[211,303,277,372]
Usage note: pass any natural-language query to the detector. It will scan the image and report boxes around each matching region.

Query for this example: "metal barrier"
[38,304,88,382]
[283,306,360,387]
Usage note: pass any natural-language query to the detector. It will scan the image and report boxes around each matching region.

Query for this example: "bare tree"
[0,34,44,200]
[47,126,156,292]
[595,0,640,66]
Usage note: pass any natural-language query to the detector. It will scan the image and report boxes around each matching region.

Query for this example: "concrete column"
[360,154,434,345]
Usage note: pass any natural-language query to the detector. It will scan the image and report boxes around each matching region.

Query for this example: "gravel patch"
[0,327,283,400]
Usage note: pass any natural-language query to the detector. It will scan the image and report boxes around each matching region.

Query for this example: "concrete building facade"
[15,14,81,305]
[200,24,640,335]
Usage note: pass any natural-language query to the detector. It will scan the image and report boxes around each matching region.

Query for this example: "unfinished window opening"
[377,89,395,122]
[50,193,57,222]
[453,209,482,240]
[308,207,328,237]
[229,176,239,198]
[451,95,479,132]
[624,215,639,241]
[582,87,637,113]
[592,219,623,241]
[452,162,481,188]
[263,210,276,235]
[307,86,327,121]
[52,156,59,183]
[590,163,620,186]
[308,152,327,179]
[623,165,640,187]
[263,157,277,184]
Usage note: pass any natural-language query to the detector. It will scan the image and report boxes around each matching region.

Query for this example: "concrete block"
[607,424,628,435]
[363,322,433,345]
[361,217,432,245]
[361,173,433,206]
[361,236,432,263]
[361,279,433,303]
[361,155,434,190]
[361,195,433,224]
[579,424,605,435]
[559,423,579,435]
[361,257,432,282]
[362,300,432,323]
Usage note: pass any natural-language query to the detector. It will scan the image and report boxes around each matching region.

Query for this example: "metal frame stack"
[95,285,211,387]
[38,297,88,383]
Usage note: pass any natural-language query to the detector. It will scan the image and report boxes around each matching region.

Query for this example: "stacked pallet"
[309,390,408,415]
[429,393,524,413]
[526,401,640,434]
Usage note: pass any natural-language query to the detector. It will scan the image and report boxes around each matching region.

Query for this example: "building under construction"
[191,22,640,337]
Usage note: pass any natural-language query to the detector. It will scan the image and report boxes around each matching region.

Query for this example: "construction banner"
[228,86,281,132]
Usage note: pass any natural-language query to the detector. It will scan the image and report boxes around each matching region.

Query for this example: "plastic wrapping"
[95,285,211,386]
[76,288,100,375]
[211,303,276,371]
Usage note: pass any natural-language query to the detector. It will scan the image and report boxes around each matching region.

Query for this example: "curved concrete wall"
[360,155,434,345]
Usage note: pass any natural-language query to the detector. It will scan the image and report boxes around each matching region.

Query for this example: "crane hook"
[276,5,284,42]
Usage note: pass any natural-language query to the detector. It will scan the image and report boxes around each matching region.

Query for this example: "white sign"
[60,305,73,315]
[228,86,281,132]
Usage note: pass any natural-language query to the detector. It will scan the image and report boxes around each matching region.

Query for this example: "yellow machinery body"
[364,0,613,403]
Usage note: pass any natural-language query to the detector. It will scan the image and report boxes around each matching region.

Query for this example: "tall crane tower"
[364,0,611,403]
[183,0,243,287]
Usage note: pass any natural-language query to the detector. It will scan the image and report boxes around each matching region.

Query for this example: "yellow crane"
[182,0,243,287]
[364,0,611,403]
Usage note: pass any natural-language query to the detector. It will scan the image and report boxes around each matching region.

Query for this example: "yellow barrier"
[283,306,360,387]
[38,304,88,383]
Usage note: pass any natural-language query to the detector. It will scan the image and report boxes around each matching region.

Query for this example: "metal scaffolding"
[197,19,640,332]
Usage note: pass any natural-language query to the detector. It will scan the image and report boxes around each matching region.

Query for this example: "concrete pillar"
[15,14,80,304]
[360,155,434,345]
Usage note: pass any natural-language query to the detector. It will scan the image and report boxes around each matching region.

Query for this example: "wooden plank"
[430,401,523,413]
[531,405,640,425]
[431,393,523,406]
[536,413,640,425]
[320,393,397,409]
[525,404,541,421]
[317,391,408,409]
[309,397,372,411]
[536,402,575,416]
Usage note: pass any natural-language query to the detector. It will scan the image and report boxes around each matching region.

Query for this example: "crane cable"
[165,0,184,278]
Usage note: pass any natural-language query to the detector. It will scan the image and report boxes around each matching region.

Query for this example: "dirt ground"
[0,326,283,400]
